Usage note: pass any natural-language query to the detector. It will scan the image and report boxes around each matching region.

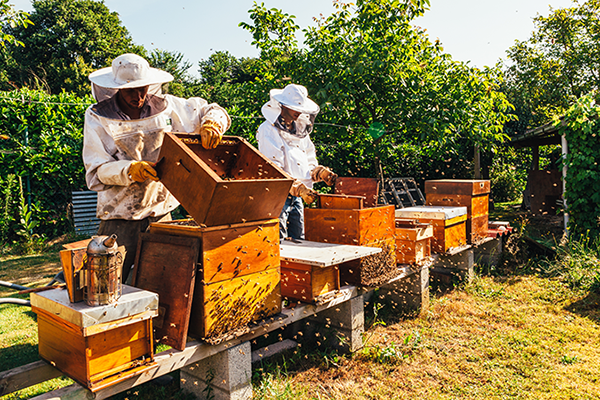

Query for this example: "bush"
[0,88,92,243]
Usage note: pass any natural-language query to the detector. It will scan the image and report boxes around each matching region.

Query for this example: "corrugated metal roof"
[72,191,99,236]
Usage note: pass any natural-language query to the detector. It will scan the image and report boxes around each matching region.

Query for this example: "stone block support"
[378,264,429,315]
[180,341,252,400]
[308,294,365,353]
[474,237,503,268]
[432,248,475,283]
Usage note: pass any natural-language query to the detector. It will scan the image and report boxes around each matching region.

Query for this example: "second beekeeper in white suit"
[83,53,231,282]
[256,84,337,240]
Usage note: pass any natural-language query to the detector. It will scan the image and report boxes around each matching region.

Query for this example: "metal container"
[84,234,122,306]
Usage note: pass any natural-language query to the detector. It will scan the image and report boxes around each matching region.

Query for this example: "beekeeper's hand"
[129,161,159,183]
[311,165,338,187]
[198,120,223,149]
[290,181,318,204]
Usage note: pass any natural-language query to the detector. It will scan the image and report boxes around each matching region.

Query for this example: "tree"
[503,0,600,135]
[147,49,197,98]
[0,0,32,48]
[240,0,514,180]
[2,0,144,96]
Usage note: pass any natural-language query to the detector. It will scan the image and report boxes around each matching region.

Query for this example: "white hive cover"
[394,206,467,220]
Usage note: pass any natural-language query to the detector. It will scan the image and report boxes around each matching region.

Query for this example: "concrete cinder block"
[309,294,365,353]
[432,248,474,283]
[379,265,429,314]
[180,342,252,400]
[474,237,503,268]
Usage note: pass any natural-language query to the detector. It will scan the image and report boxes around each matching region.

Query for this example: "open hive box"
[155,132,294,226]
[131,133,293,346]
[395,219,434,265]
[425,179,490,244]
[394,206,467,254]
[304,193,397,287]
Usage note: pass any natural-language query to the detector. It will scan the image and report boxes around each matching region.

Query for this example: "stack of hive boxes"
[304,192,398,287]
[132,133,294,346]
[424,179,491,244]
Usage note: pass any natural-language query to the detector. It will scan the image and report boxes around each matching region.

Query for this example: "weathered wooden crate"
[334,177,379,207]
[305,199,397,287]
[425,179,490,244]
[281,260,339,303]
[147,218,281,341]
[155,132,294,227]
[279,239,382,303]
[395,219,434,265]
[394,206,467,254]
[31,286,158,392]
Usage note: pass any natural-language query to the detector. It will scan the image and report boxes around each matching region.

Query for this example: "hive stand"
[180,342,252,400]
[378,264,430,315]
[430,246,475,284]
[474,236,503,268]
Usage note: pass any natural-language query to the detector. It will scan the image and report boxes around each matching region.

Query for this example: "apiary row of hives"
[31,133,493,393]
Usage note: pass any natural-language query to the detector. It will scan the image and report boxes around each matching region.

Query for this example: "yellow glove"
[311,165,338,187]
[129,161,159,183]
[198,120,223,149]
[290,181,318,204]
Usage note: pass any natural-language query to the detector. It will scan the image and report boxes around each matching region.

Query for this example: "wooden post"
[474,145,481,179]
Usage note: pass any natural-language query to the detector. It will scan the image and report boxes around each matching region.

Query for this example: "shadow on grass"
[0,342,39,373]
[565,291,600,324]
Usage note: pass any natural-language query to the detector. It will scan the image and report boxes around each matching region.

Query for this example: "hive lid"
[156,133,294,227]
[395,206,467,220]
[424,179,491,195]
[31,285,159,329]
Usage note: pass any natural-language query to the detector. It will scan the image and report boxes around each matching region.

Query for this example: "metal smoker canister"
[84,234,122,306]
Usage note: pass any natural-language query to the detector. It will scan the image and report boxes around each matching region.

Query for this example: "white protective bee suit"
[256,84,323,240]
[82,53,230,283]
[83,94,230,220]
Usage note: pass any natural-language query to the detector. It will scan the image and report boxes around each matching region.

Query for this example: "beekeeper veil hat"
[88,53,174,102]
[262,84,320,138]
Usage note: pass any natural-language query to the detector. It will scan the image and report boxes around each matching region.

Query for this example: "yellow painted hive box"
[394,206,467,254]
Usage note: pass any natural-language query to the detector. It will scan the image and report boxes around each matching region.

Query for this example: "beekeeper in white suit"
[257,84,337,240]
[83,53,231,282]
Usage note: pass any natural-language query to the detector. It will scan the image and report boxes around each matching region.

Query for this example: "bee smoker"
[84,234,123,306]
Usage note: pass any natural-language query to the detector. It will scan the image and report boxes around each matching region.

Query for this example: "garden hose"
[0,298,31,306]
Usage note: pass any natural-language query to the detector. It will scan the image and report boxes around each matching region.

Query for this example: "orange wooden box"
[31,287,157,392]
[305,198,397,286]
[395,219,434,265]
[425,179,490,244]
[394,206,467,254]
[155,133,294,227]
[148,218,281,340]
[281,260,340,303]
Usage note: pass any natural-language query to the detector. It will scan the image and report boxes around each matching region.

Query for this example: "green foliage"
[490,146,528,202]
[240,0,515,181]
[148,49,197,98]
[1,0,144,96]
[0,88,91,243]
[0,0,32,48]
[503,0,600,134]
[558,94,600,236]
[540,231,600,293]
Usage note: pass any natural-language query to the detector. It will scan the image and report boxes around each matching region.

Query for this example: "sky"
[12,0,577,75]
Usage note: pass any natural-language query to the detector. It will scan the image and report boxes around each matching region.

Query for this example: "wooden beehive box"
[334,177,379,207]
[31,286,158,392]
[280,260,339,303]
[155,132,294,227]
[395,219,434,265]
[394,206,467,254]
[279,239,382,303]
[147,218,281,341]
[425,179,490,244]
[305,195,397,287]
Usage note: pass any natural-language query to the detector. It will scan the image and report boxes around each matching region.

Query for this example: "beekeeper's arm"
[307,139,337,187]
[168,95,231,149]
